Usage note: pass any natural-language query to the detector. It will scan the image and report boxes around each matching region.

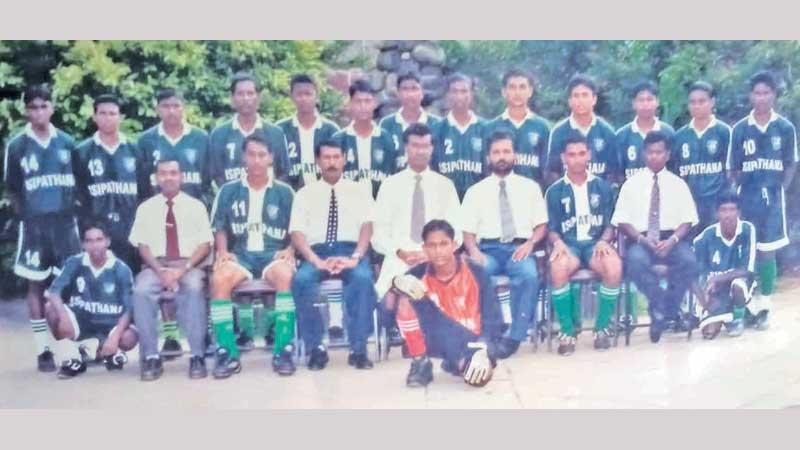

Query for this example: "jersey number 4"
[20,155,39,174]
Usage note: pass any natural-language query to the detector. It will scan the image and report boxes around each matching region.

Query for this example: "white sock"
[30,319,54,354]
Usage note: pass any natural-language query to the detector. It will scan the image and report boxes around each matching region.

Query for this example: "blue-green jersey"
[138,123,211,203]
[483,110,551,184]
[547,115,618,181]
[208,115,290,188]
[210,177,294,260]
[692,220,756,277]
[545,174,614,246]
[670,117,732,201]
[46,251,133,329]
[729,110,799,189]
[379,109,442,170]
[275,114,340,190]
[616,119,675,179]
[433,112,486,200]
[74,133,147,236]
[3,124,78,219]
[333,123,397,198]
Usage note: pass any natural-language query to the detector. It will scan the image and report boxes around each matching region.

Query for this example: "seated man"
[462,130,548,358]
[129,158,213,381]
[44,221,138,379]
[390,219,503,388]
[693,193,757,339]
[209,134,297,379]
[612,131,700,343]
[545,134,621,356]
[290,139,378,370]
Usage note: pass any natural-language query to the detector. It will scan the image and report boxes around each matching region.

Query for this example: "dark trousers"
[411,299,481,366]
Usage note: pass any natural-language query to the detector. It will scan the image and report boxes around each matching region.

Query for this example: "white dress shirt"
[129,192,213,258]
[612,167,699,232]
[372,167,463,257]
[289,177,374,246]
[461,173,548,241]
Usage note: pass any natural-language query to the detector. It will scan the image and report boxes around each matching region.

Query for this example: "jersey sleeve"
[728,124,744,172]
[208,126,227,189]
[692,231,709,274]
[545,185,562,237]
[600,181,614,230]
[267,125,290,183]
[72,142,91,217]
[783,121,799,165]
[117,262,134,315]
[45,256,81,298]
[198,132,213,208]
[546,125,564,175]
[3,138,23,197]
[741,222,757,273]
[209,186,230,234]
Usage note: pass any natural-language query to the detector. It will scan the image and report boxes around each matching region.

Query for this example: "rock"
[420,65,443,78]
[396,40,417,52]
[376,50,401,71]
[397,58,421,76]
[385,73,399,96]
[412,42,446,66]
[325,69,363,95]
[378,40,400,50]
[333,41,379,66]
[365,70,386,92]
[421,75,445,97]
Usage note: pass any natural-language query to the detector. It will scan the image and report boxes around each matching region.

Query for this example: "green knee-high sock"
[733,306,746,320]
[570,283,582,327]
[758,259,777,296]
[161,321,180,340]
[211,299,239,358]
[552,285,575,336]
[273,291,296,355]
[238,303,255,338]
[596,285,620,331]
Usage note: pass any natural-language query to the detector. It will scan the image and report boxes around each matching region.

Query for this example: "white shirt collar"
[160,192,185,205]
[501,109,535,127]
[406,167,431,179]
[344,121,382,138]
[631,117,662,137]
[157,121,192,146]
[232,114,264,136]
[291,112,323,131]
[81,251,117,277]
[689,115,718,137]
[563,171,595,187]
[92,132,128,154]
[569,114,598,135]
[24,123,58,148]
[241,175,274,191]
[489,172,517,185]
[396,107,429,129]
[747,109,779,131]
[715,219,744,246]
[447,111,478,133]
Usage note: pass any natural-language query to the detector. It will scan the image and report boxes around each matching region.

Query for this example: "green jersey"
[275,114,340,190]
[670,117,732,201]
[616,119,675,179]
[379,108,442,170]
[547,115,618,181]
[484,110,551,183]
[433,112,486,200]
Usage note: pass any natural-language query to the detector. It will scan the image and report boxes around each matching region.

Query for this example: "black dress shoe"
[649,320,664,343]
[272,345,297,376]
[160,337,183,360]
[307,346,329,371]
[140,357,163,381]
[347,352,374,370]
[189,355,207,379]
[37,349,56,372]
[406,356,433,387]
[494,337,520,359]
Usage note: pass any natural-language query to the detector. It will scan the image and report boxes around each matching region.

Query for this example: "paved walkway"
[2,278,800,409]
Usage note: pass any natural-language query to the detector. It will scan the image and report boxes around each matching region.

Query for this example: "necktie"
[410,174,425,243]
[325,188,338,245]
[646,173,660,242]
[499,179,515,242]
[165,198,180,259]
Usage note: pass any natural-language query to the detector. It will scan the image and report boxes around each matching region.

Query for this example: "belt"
[481,238,528,245]
[639,231,676,241]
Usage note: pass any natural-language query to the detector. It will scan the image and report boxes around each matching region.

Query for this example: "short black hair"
[349,79,374,98]
[93,94,121,112]
[502,69,534,88]
[643,130,670,150]
[402,123,432,145]
[632,81,658,98]
[487,129,515,152]
[688,81,715,98]
[156,87,183,104]
[397,72,421,88]
[230,72,261,94]
[716,192,741,209]
[422,219,455,242]
[315,138,344,158]
[242,133,271,153]
[749,71,777,92]
[567,74,597,96]
[290,73,317,92]
[155,157,181,171]
[24,84,51,104]
[563,133,589,150]
[80,219,110,240]
[446,72,474,91]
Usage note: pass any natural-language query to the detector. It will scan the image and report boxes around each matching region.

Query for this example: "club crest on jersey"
[706,140,719,155]
[104,283,116,294]
[593,138,605,152]
[76,277,85,294]
[58,149,70,164]
[528,132,540,147]
[267,204,279,220]
[772,136,782,151]
[471,137,483,152]
[185,149,197,164]
[590,193,600,208]
[123,157,136,173]
[373,148,384,165]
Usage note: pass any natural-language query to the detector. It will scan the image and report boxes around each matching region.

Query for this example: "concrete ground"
[2,278,800,409]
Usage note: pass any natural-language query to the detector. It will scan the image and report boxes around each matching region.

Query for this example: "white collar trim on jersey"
[24,123,58,148]
[291,112,323,131]
[569,114,598,135]
[396,107,429,130]
[232,114,264,136]
[747,109,778,132]
[447,111,478,133]
[631,117,662,137]
[157,121,192,146]
[81,251,117,278]
[689,115,718,138]
[241,174,274,191]
[344,121,381,138]
[92,132,128,154]
[715,219,744,246]
[501,109,535,128]
[563,171,596,187]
